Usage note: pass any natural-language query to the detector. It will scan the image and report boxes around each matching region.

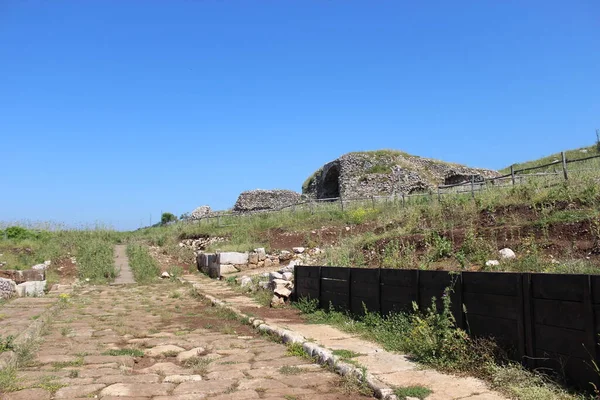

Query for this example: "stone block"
[0,277,16,299]
[282,272,293,281]
[248,253,259,264]
[218,252,249,265]
[0,269,45,284]
[219,264,239,276]
[269,272,283,281]
[255,248,267,261]
[15,280,46,297]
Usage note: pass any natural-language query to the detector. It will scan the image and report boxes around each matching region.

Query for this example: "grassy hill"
[128,143,600,276]
[501,144,600,174]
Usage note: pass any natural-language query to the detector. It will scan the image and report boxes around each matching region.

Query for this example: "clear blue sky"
[1,1,599,230]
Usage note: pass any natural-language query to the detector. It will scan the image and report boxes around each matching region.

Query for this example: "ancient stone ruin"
[233,189,302,212]
[303,150,499,199]
[189,205,212,220]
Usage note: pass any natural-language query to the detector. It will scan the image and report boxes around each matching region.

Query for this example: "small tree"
[160,212,177,225]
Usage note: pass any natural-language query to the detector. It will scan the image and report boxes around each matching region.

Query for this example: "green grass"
[126,243,160,283]
[0,225,118,274]
[279,365,306,375]
[0,367,20,392]
[183,356,214,375]
[0,335,15,353]
[395,385,432,399]
[103,348,144,357]
[294,296,585,400]
[501,144,600,174]
[77,238,116,283]
[332,349,361,359]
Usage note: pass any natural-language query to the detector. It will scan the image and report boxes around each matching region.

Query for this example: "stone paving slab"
[1,282,372,400]
[183,274,508,400]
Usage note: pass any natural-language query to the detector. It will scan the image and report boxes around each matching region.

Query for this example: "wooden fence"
[294,266,600,390]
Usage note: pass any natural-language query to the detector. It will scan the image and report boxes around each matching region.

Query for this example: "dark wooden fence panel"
[419,271,463,327]
[295,266,320,300]
[350,268,380,315]
[295,266,600,390]
[380,269,418,315]
[320,267,350,310]
[462,272,523,357]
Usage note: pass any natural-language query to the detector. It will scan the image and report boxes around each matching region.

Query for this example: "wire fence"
[188,151,600,227]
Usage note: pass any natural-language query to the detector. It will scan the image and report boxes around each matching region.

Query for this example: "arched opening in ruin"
[321,165,340,199]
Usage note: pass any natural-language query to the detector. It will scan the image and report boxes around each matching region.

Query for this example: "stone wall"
[197,249,282,278]
[303,151,500,199]
[233,189,302,212]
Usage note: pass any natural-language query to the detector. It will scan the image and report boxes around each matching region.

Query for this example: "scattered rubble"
[196,246,324,307]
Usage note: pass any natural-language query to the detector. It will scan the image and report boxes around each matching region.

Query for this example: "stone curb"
[0,287,75,370]
[188,281,398,400]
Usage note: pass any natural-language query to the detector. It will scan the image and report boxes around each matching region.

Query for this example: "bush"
[425,232,452,261]
[161,212,177,225]
[4,226,35,240]
[294,297,319,314]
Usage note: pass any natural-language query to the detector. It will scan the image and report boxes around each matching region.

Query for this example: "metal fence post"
[561,151,568,180]
[371,196,375,209]
[437,187,441,202]
[471,175,475,199]
[340,195,344,212]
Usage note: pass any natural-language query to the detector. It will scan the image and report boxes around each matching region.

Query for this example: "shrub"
[4,226,35,240]
[425,232,452,261]
[345,207,379,225]
[294,297,319,314]
[161,212,177,225]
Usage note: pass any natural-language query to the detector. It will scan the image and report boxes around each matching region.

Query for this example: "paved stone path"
[183,274,508,400]
[112,245,135,285]
[1,282,373,400]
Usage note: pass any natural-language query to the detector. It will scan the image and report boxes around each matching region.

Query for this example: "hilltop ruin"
[303,150,499,199]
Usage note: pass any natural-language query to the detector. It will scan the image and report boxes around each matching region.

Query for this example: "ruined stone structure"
[303,150,499,199]
[233,189,302,212]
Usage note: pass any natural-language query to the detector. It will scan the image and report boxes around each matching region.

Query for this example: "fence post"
[437,187,441,202]
[339,195,344,212]
[371,195,375,209]
[470,176,475,199]
[402,193,405,208]
[561,151,568,180]
[511,165,515,185]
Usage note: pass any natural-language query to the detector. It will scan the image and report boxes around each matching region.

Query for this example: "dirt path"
[113,245,135,285]
[1,282,374,400]
[184,274,508,400]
